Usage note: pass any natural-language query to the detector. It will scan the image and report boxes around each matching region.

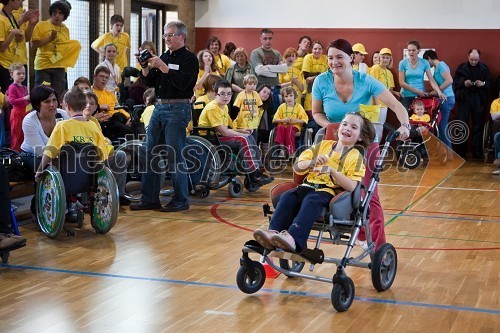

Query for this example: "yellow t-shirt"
[490,98,500,114]
[32,20,81,70]
[293,55,307,71]
[296,140,365,196]
[302,54,328,110]
[273,103,309,130]
[0,14,29,67]
[279,67,306,103]
[215,53,231,76]
[44,118,109,161]
[91,32,131,72]
[198,100,232,130]
[233,90,262,113]
[92,87,130,119]
[369,64,395,107]
[410,114,431,123]
[233,106,264,130]
[140,104,155,129]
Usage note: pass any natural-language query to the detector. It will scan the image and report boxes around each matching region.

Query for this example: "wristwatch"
[401,123,411,131]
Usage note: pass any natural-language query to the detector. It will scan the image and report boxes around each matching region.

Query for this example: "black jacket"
[453,61,491,103]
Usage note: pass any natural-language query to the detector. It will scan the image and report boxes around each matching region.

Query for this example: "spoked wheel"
[402,151,420,169]
[36,166,66,238]
[331,277,355,312]
[228,178,243,198]
[90,166,119,234]
[371,243,398,291]
[236,260,266,294]
[279,259,305,277]
[482,121,492,163]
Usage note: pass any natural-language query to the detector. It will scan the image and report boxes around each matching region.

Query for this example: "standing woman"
[302,40,328,114]
[398,40,446,112]
[225,47,253,118]
[31,0,81,100]
[312,39,410,250]
[368,48,400,140]
[422,49,455,148]
[194,49,219,98]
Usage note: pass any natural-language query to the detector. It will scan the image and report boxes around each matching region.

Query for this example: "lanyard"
[2,9,20,29]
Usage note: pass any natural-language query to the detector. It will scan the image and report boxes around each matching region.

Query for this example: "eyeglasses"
[162,33,181,39]
[217,92,233,97]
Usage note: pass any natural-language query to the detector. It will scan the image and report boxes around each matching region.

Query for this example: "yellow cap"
[379,47,392,55]
[352,43,368,55]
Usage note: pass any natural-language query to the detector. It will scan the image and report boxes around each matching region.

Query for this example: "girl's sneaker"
[271,230,296,252]
[253,227,277,250]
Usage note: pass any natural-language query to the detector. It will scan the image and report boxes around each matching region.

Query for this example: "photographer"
[130,20,198,212]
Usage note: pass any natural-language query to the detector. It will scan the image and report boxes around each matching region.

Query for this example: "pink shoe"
[253,228,278,250]
[271,231,296,252]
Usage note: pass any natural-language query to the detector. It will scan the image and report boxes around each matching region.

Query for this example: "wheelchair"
[35,143,119,238]
[236,124,399,312]
[482,119,498,163]
[266,125,313,171]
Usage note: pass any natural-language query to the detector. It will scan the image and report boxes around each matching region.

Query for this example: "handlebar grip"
[388,131,400,142]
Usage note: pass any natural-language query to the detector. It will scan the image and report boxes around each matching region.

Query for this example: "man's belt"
[157,99,191,104]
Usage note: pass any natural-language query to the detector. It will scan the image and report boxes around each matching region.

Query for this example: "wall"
[194,0,500,85]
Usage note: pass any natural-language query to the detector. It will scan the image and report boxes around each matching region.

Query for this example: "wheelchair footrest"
[299,248,324,265]
[331,219,354,226]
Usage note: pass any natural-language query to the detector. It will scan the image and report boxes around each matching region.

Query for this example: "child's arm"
[31,30,57,49]
[313,165,357,192]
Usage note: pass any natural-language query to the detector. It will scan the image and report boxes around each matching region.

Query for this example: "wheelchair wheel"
[36,166,66,238]
[279,259,305,276]
[236,260,266,294]
[401,151,420,169]
[371,243,398,292]
[331,277,355,312]
[482,120,492,163]
[90,166,119,234]
[228,178,243,198]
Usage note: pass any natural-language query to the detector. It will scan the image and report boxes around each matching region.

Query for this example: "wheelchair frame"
[236,131,400,312]
[35,156,119,238]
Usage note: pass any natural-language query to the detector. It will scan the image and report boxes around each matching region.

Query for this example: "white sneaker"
[356,239,368,250]
[271,230,296,252]
[492,169,500,175]
[253,228,278,250]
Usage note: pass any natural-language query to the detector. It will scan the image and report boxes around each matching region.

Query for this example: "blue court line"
[2,264,499,316]
[385,212,500,223]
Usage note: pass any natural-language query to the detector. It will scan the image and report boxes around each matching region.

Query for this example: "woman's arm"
[426,69,446,100]
[376,90,410,139]
[311,98,330,128]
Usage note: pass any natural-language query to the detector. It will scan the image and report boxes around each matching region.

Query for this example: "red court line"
[210,199,252,232]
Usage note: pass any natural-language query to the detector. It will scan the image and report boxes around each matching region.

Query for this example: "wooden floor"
[1,153,499,333]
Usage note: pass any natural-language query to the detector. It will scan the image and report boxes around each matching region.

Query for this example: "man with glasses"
[130,20,198,212]
[250,28,288,113]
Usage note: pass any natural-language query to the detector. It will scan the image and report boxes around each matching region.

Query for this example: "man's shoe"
[271,231,296,252]
[119,196,131,206]
[129,201,162,211]
[160,202,189,212]
[253,227,278,250]
[0,233,21,250]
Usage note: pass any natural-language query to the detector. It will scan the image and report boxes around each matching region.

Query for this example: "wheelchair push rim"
[90,166,119,234]
[36,166,66,238]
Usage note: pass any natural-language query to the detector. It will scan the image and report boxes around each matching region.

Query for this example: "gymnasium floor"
[1,150,499,332]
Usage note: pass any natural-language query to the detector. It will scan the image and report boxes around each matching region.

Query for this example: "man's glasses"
[162,33,181,39]
[217,92,233,97]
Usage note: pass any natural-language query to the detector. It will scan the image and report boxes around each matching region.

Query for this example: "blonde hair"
[243,74,257,86]
[9,63,24,73]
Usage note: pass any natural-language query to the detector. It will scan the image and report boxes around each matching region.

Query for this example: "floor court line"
[2,264,499,316]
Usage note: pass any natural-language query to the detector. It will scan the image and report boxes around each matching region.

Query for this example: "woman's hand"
[35,170,43,182]
[438,91,447,101]
[396,125,410,140]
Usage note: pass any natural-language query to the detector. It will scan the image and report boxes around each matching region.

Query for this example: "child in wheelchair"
[198,80,273,190]
[35,87,128,203]
[253,112,374,252]
[272,86,309,155]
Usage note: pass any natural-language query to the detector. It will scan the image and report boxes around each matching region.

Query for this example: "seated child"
[232,74,263,141]
[35,86,129,205]
[140,88,156,132]
[490,96,500,168]
[272,86,308,155]
[253,112,374,252]
[409,100,431,135]
[198,79,273,190]
[188,73,222,133]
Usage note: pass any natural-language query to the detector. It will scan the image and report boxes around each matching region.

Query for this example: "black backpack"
[0,148,28,182]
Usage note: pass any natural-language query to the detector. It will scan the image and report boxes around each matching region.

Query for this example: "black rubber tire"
[228,179,243,198]
[371,243,398,292]
[236,261,266,294]
[331,277,355,312]
[279,259,305,277]
[403,151,420,169]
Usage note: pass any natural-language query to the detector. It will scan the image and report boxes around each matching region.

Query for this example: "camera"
[138,49,153,63]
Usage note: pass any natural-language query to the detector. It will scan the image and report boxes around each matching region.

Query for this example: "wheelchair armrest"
[269,181,299,208]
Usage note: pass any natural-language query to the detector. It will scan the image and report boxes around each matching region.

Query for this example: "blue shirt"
[434,61,454,97]
[312,69,386,122]
[398,58,430,97]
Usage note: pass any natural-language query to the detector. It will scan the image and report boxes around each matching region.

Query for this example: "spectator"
[91,14,130,72]
[207,36,231,76]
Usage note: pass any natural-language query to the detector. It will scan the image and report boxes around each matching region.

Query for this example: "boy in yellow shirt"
[232,74,263,141]
[91,15,130,71]
[198,80,273,190]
